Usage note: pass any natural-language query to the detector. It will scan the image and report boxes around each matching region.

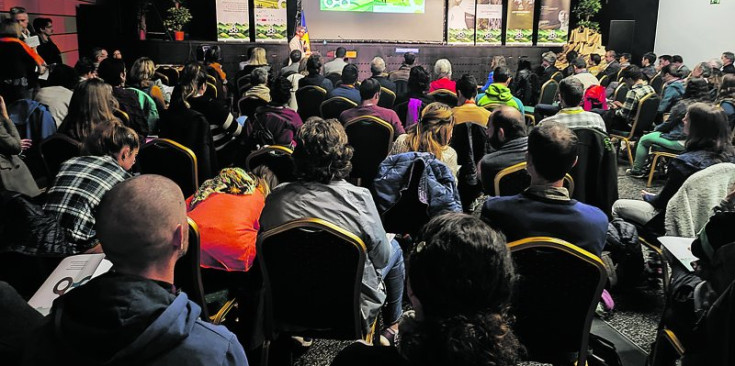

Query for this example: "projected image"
[320,0,426,14]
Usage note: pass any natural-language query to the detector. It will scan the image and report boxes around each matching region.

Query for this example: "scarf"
[0,37,45,66]
[188,167,259,210]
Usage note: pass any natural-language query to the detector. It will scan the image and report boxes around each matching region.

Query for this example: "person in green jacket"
[477,66,525,113]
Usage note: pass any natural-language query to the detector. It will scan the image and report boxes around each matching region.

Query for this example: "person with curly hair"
[259,117,405,342]
[332,213,520,366]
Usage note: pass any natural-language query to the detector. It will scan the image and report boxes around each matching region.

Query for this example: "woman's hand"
[20,139,32,151]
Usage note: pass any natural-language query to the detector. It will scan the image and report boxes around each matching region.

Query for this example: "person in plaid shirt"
[606,66,655,131]
[44,120,138,253]
[539,77,607,133]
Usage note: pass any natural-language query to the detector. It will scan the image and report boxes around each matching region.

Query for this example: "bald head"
[490,106,527,141]
[96,175,188,275]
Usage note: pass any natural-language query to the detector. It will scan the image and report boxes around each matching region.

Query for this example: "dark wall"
[593,0,660,63]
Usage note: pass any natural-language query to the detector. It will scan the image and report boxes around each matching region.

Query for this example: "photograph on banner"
[476,0,502,45]
[254,0,287,42]
[447,0,476,44]
[505,0,535,45]
[216,0,250,41]
[537,0,570,46]
[320,0,426,14]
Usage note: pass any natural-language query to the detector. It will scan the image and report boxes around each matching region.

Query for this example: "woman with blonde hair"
[241,47,270,76]
[391,102,458,176]
[128,57,170,107]
[57,78,119,142]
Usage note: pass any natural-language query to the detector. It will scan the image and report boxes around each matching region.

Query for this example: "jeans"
[631,132,685,172]
[381,239,405,325]
[612,199,659,226]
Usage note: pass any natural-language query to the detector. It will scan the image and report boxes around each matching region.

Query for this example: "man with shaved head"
[23,175,249,366]
[477,106,528,194]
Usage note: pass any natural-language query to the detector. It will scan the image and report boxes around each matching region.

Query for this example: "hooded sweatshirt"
[476,83,524,112]
[22,272,248,366]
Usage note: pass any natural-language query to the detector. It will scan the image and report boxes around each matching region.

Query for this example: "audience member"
[243,67,271,102]
[572,57,600,92]
[599,50,621,81]
[588,53,602,76]
[33,64,75,127]
[716,74,735,128]
[241,47,270,76]
[641,52,657,80]
[482,122,608,256]
[390,102,458,177]
[627,78,712,178]
[251,76,304,147]
[74,57,96,81]
[537,51,558,84]
[44,120,137,254]
[0,95,39,197]
[339,78,405,135]
[91,47,108,67]
[395,66,434,126]
[298,53,333,92]
[96,58,149,137]
[452,74,491,126]
[0,19,45,103]
[128,57,169,109]
[26,174,249,365]
[540,77,606,132]
[203,45,227,84]
[672,55,691,78]
[112,49,122,59]
[603,65,655,131]
[659,64,686,114]
[478,106,528,194]
[328,63,361,104]
[187,167,273,272]
[612,103,735,228]
[57,78,118,142]
[331,213,519,366]
[481,55,508,91]
[561,50,578,77]
[370,56,396,93]
[430,59,455,92]
[32,17,62,65]
[619,53,632,69]
[657,54,672,73]
[477,66,524,112]
[9,6,31,40]
[389,52,416,82]
[323,47,348,76]
[513,58,540,107]
[286,57,309,110]
[259,117,405,342]
[722,51,735,74]
[280,49,302,76]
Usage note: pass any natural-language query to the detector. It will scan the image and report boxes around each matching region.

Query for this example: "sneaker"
[626,169,646,179]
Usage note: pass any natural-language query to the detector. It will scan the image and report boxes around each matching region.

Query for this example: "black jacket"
[158,106,217,183]
[570,128,618,218]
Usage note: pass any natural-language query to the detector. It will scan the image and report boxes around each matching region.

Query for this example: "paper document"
[658,236,697,272]
[25,35,40,48]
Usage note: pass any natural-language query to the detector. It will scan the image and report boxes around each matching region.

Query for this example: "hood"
[50,272,200,365]
[485,83,513,102]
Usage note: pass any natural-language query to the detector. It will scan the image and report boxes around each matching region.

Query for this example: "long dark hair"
[685,102,734,156]
[169,62,207,109]
[400,213,520,366]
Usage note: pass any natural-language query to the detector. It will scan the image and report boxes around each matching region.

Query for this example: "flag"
[300,10,311,54]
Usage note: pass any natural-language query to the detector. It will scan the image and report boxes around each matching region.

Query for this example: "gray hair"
[722,52,734,64]
[371,57,386,75]
[710,58,724,69]
[434,59,452,78]
[542,51,557,64]
[251,67,268,85]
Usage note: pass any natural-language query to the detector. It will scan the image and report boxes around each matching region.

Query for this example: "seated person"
[599,50,621,82]
[33,64,75,127]
[588,53,602,77]
[560,51,578,78]
[74,57,97,81]
[390,102,458,177]
[627,78,712,178]
[452,74,491,126]
[539,77,607,132]
[298,53,333,93]
[388,52,415,82]
[280,49,302,76]
[429,59,456,93]
[323,47,348,76]
[127,57,168,112]
[483,55,508,90]
[259,117,405,342]
[331,213,520,366]
[394,66,434,126]
[339,78,405,136]
[96,58,149,138]
[641,52,657,80]
[672,55,691,78]
[513,59,540,107]
[203,45,227,85]
[187,167,274,272]
[612,103,735,229]
[250,76,304,147]
[33,17,62,66]
[44,120,137,254]
[0,95,39,197]
[25,175,249,365]
[602,65,655,132]
[716,74,735,129]
[370,57,396,93]
[243,67,271,103]
[481,122,608,256]
[57,78,119,142]
[328,64,361,104]
[477,66,524,112]
[572,57,600,92]
[659,65,686,115]
[478,106,529,194]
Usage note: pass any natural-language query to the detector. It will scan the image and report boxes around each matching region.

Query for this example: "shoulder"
[572,201,608,225]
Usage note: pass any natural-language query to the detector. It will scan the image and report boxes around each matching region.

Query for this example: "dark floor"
[284,160,670,366]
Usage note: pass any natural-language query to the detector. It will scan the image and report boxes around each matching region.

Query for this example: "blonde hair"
[128,57,156,88]
[407,102,455,160]
[249,47,268,66]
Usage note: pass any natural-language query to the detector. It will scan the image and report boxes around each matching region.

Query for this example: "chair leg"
[647,154,661,188]
[260,340,270,366]
[625,138,634,166]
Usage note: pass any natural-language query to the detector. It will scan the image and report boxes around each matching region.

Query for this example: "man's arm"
[615,90,637,121]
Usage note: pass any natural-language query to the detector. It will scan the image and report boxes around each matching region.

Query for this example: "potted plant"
[573,0,602,31]
[163,0,192,41]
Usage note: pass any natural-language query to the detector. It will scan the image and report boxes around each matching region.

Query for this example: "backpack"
[584,85,608,111]
[605,219,645,288]
[247,112,276,151]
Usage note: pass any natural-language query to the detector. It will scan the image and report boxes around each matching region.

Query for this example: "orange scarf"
[0,37,45,66]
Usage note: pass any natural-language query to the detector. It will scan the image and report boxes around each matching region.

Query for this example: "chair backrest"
[238,96,268,118]
[153,71,169,86]
[113,109,130,124]
[494,162,574,197]
[325,72,342,87]
[428,88,458,106]
[344,115,394,185]
[550,71,563,83]
[237,75,253,94]
[629,93,660,137]
[380,158,430,236]
[296,85,328,121]
[378,87,396,109]
[320,96,358,120]
[137,138,199,197]
[244,145,296,183]
[258,218,367,340]
[450,122,488,182]
[508,237,607,366]
[613,83,629,104]
[156,66,180,86]
[174,218,209,321]
[598,74,611,88]
[394,80,408,100]
[39,134,82,180]
[650,72,664,95]
[204,82,218,99]
[538,79,559,105]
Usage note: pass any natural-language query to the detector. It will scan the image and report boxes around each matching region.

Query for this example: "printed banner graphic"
[254,0,287,42]
[538,0,570,46]
[505,0,535,45]
[475,0,502,45]
[447,0,476,44]
[216,0,250,41]
[320,0,425,14]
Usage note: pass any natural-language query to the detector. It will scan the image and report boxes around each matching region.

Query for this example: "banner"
[475,0,502,45]
[537,0,570,46]
[505,0,535,45]
[254,0,287,42]
[216,0,250,41]
[447,0,476,44]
